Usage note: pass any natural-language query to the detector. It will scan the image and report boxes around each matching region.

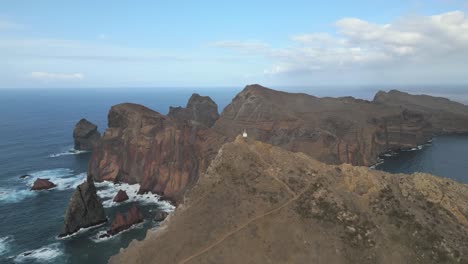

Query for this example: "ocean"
[0,87,467,263]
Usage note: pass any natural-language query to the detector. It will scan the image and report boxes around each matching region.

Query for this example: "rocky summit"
[73,118,101,150]
[110,137,468,264]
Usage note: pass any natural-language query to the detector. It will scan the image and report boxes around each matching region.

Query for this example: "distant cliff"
[88,85,468,203]
[110,137,468,263]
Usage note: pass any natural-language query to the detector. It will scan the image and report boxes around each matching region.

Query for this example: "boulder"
[73,118,101,150]
[108,205,143,236]
[31,178,56,190]
[154,211,168,222]
[113,190,129,203]
[60,180,107,237]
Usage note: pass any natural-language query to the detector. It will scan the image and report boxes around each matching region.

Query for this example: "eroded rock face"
[60,179,107,237]
[168,93,220,127]
[73,118,101,150]
[89,97,223,203]
[113,190,129,203]
[110,137,468,264]
[213,85,468,166]
[30,178,56,190]
[108,205,143,236]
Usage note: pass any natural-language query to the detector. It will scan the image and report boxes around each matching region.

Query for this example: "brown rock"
[113,189,129,203]
[73,118,101,150]
[108,205,143,236]
[154,211,168,222]
[90,85,468,206]
[89,99,222,203]
[30,178,56,190]
[110,137,468,264]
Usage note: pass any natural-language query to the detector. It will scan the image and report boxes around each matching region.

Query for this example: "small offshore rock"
[113,190,129,203]
[154,211,169,222]
[31,178,56,190]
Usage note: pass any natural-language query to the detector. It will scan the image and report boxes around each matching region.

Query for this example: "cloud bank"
[30,72,84,80]
[213,11,468,83]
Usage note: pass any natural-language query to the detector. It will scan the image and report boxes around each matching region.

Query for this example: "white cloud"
[212,10,468,80]
[30,72,84,80]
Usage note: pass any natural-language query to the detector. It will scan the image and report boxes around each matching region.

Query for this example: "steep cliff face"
[110,138,468,264]
[73,118,101,150]
[374,89,468,134]
[89,95,222,203]
[213,85,442,166]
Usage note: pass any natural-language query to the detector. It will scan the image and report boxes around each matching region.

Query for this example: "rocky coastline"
[58,85,468,262]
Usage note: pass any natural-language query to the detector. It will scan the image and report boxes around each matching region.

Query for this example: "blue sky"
[1,0,468,88]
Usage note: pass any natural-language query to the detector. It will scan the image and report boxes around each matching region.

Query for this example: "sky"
[1,0,468,88]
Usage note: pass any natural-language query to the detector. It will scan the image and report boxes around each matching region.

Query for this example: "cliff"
[88,86,468,203]
[213,85,468,166]
[110,137,468,263]
[88,96,224,203]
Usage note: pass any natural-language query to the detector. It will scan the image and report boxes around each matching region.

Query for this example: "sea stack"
[73,118,101,151]
[60,175,107,237]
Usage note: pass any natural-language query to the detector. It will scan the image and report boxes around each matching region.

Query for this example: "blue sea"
[0,87,467,263]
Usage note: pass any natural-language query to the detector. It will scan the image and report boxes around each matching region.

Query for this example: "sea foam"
[1,169,85,204]
[27,168,86,191]
[14,243,63,263]
[96,181,175,212]
[0,236,13,256]
[48,148,90,158]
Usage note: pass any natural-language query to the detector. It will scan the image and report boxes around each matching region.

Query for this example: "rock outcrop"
[108,205,143,236]
[168,93,220,127]
[213,85,468,166]
[88,95,223,203]
[110,137,468,264]
[60,175,107,237]
[88,85,468,204]
[30,178,56,190]
[73,118,101,150]
[113,190,129,203]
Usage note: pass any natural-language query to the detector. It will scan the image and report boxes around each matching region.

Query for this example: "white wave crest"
[1,169,86,204]
[90,221,146,243]
[28,169,86,191]
[48,149,90,158]
[96,181,175,212]
[14,243,62,263]
[0,236,13,256]
[0,188,36,203]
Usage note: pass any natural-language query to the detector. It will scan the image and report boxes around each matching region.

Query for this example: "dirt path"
[178,182,309,264]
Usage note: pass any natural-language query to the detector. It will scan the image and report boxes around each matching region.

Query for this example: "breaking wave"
[14,243,63,263]
[1,169,85,204]
[48,149,90,158]
[0,236,13,256]
[95,181,175,212]
[27,168,86,191]
[90,221,146,243]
